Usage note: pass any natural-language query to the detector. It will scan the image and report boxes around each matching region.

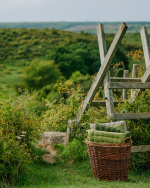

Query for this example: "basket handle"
[120,137,132,146]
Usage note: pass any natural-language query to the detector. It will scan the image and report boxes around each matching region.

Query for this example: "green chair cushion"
[95,123,124,133]
[87,129,130,144]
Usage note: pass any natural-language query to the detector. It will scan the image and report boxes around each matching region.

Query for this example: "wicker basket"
[86,137,132,181]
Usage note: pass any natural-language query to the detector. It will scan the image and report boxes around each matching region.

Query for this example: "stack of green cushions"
[87,123,130,144]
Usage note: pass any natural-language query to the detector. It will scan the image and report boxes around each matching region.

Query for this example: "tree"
[48,42,100,78]
[23,59,61,92]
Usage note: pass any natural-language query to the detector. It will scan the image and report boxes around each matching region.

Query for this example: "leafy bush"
[117,90,150,146]
[54,139,88,162]
[117,90,150,169]
[23,59,61,92]
[42,85,83,132]
[0,88,43,183]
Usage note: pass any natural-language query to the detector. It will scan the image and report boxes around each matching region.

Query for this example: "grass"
[0,64,23,93]
[4,158,149,188]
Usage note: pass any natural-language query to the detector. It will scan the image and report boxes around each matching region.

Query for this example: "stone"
[39,131,67,148]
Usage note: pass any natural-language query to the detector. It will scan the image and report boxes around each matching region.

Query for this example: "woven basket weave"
[86,137,132,181]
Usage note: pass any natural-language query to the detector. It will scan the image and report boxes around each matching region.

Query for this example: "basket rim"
[85,137,132,148]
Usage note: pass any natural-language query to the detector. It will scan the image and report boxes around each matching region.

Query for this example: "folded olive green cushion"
[87,130,130,144]
[95,123,124,133]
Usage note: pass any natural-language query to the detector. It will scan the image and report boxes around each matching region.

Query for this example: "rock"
[39,131,67,148]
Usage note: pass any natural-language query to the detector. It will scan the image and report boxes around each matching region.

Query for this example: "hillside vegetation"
[0,28,135,91]
[0,21,150,34]
[1,28,150,186]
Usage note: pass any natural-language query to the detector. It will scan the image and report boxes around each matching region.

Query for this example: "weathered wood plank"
[140,26,150,69]
[131,145,150,153]
[65,119,73,146]
[91,100,122,107]
[97,23,114,117]
[109,82,150,89]
[113,113,150,120]
[110,77,141,82]
[131,64,140,98]
[123,70,129,100]
[141,65,150,82]
[76,23,127,123]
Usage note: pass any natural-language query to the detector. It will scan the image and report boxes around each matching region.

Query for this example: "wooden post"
[123,70,129,100]
[140,27,150,83]
[140,27,150,69]
[131,64,139,98]
[76,22,127,123]
[97,24,114,118]
[64,119,72,146]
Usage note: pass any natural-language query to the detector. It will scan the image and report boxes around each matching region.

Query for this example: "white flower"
[16,136,22,140]
[21,131,26,134]
[20,135,25,137]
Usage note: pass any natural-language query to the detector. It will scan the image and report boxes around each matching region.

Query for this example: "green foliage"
[69,71,92,93]
[23,59,61,92]
[42,85,83,132]
[69,71,90,84]
[117,90,150,146]
[116,90,150,169]
[54,139,88,162]
[130,152,150,170]
[0,88,43,183]
[48,43,99,78]
[0,27,132,94]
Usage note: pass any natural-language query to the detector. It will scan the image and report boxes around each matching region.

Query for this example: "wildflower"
[16,136,22,140]
[22,131,26,134]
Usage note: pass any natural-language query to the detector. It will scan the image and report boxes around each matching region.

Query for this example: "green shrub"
[54,139,88,162]
[0,88,43,183]
[117,90,150,169]
[117,90,150,146]
[42,85,83,132]
[23,59,61,92]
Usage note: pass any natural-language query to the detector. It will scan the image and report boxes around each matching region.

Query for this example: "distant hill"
[0,22,150,34]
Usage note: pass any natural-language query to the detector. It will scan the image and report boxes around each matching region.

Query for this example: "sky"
[0,0,150,22]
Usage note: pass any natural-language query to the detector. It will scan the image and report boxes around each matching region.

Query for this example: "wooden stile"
[76,22,127,123]
[67,22,150,152]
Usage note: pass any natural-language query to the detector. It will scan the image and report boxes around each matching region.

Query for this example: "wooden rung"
[110,77,141,82]
[113,113,150,120]
[109,82,150,89]
[131,145,150,153]
[91,100,122,107]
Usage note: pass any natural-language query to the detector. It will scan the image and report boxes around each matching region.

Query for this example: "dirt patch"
[42,153,56,164]
[41,145,57,164]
